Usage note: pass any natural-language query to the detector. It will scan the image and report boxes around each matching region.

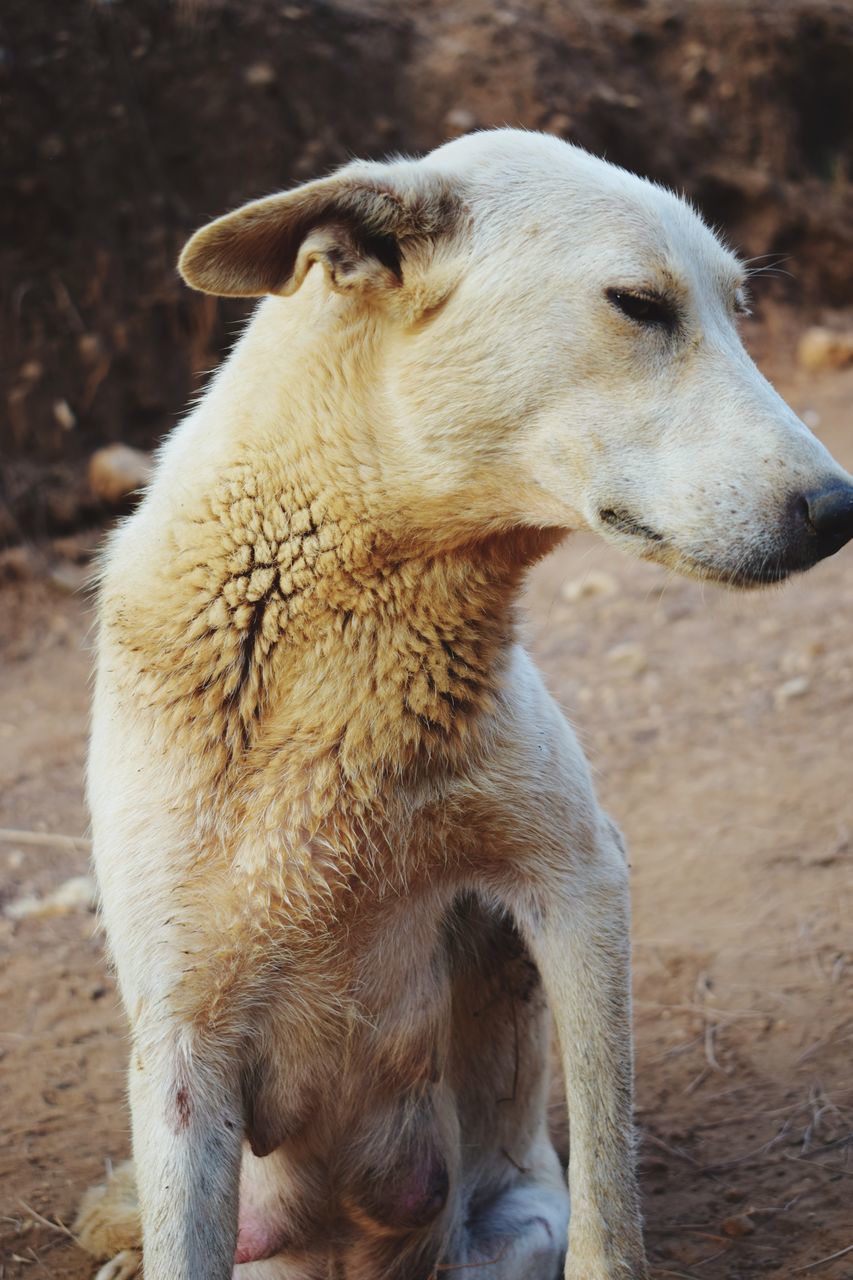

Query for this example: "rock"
[797,326,853,373]
[721,1213,755,1238]
[0,545,37,581]
[545,112,574,137]
[245,61,276,87]
[444,107,477,135]
[18,359,43,384]
[77,332,105,366]
[52,398,76,430]
[688,103,712,130]
[88,443,154,505]
[6,875,97,920]
[775,675,810,707]
[561,570,619,602]
[606,641,647,675]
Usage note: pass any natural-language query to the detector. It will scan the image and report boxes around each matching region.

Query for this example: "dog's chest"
[247,882,455,1138]
[348,882,456,1064]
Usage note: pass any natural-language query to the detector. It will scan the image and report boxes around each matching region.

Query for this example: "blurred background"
[1,2,852,1278]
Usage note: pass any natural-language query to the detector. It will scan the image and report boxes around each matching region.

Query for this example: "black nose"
[802,483,853,560]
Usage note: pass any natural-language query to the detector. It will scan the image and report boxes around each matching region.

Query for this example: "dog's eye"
[606,288,676,329]
[734,287,752,317]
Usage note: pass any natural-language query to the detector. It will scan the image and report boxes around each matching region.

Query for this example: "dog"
[73,129,853,1280]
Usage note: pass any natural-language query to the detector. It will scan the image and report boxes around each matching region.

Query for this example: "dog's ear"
[178,164,461,300]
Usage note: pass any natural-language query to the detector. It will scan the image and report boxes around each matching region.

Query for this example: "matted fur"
[75,130,853,1280]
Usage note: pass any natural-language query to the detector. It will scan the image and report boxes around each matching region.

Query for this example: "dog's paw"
[564,1264,648,1280]
[74,1160,141,1260]
[93,1250,142,1280]
[564,1249,649,1280]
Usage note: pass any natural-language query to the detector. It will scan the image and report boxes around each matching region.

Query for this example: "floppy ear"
[178,163,460,299]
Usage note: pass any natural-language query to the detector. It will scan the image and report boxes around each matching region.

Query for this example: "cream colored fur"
[74,129,851,1280]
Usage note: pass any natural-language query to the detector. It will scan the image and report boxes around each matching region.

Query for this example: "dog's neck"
[111,292,563,799]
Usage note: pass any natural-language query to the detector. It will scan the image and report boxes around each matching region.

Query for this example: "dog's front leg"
[514,826,647,1280]
[128,1020,243,1280]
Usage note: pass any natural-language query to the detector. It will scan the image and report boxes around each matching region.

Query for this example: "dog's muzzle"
[740,478,853,584]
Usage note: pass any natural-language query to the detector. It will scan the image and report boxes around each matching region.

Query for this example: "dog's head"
[180,129,853,587]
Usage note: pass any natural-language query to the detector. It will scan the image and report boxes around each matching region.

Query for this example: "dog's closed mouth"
[697,556,792,589]
[599,507,665,543]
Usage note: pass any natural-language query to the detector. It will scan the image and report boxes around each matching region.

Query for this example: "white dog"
[75,129,853,1280]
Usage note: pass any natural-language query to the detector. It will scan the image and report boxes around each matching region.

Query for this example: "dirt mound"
[406,0,853,298]
[2,0,852,538]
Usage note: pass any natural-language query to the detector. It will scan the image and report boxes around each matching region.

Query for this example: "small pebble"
[89,443,153,504]
[721,1213,755,1238]
[774,675,810,707]
[6,875,97,920]
[53,398,76,430]
[445,107,477,134]
[245,61,276,87]
[606,642,647,675]
[797,326,853,373]
[561,571,619,602]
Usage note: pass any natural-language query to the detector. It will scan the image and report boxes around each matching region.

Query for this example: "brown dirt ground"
[1,320,852,1278]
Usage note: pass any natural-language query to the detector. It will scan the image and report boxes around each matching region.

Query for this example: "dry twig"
[16,1201,74,1240]
[0,828,91,851]
[792,1242,853,1274]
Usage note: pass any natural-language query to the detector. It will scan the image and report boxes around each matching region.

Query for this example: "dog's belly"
[238,884,457,1253]
[236,891,550,1266]
[235,1118,451,1265]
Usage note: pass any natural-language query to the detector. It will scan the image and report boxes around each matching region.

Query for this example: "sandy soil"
[1,327,852,1279]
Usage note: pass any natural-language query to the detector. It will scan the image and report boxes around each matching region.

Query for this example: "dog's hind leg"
[92,1253,142,1280]
[75,1160,143,1279]
[74,1160,140,1264]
